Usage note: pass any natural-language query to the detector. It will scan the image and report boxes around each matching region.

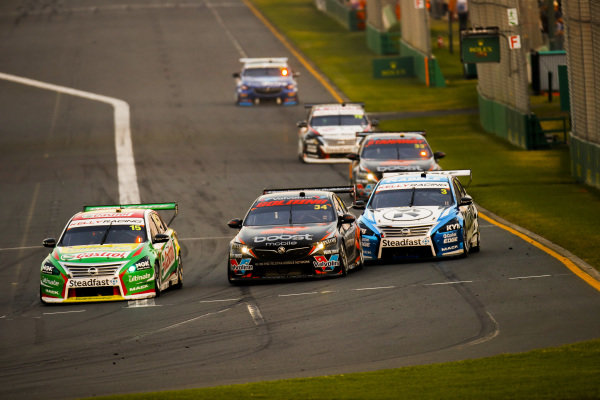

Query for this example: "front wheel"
[339,245,349,277]
[173,255,183,289]
[297,138,306,163]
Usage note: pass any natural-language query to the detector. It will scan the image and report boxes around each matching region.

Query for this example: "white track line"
[0,72,140,204]
[508,274,552,280]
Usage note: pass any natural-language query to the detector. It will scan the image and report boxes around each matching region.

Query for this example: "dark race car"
[227,187,363,282]
[347,131,446,200]
[233,57,299,106]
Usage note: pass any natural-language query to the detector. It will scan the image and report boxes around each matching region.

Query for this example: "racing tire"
[462,229,470,258]
[153,263,162,297]
[173,255,183,289]
[297,138,306,163]
[340,245,349,277]
[354,247,365,271]
[470,230,481,253]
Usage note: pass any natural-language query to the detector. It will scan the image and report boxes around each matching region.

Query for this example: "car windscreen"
[243,67,286,77]
[361,138,432,160]
[310,115,368,127]
[245,203,336,226]
[369,187,453,209]
[59,224,147,246]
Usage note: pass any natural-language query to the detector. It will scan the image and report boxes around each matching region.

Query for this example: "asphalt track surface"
[0,1,599,399]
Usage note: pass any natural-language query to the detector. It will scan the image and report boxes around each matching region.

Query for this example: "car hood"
[360,158,438,175]
[53,243,143,263]
[313,125,365,137]
[371,206,454,227]
[236,224,336,248]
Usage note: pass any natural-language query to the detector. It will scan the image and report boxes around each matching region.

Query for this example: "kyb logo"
[254,234,313,243]
[444,223,461,232]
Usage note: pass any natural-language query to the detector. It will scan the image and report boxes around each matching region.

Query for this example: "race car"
[355,170,480,261]
[40,203,183,304]
[233,57,299,106]
[227,187,363,282]
[296,102,377,163]
[347,131,445,200]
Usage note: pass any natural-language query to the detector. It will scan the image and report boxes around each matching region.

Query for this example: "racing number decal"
[314,204,329,210]
[129,225,142,230]
[441,189,448,195]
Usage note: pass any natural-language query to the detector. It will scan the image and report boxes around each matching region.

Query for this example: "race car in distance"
[347,131,445,200]
[296,102,377,163]
[355,170,480,261]
[40,203,182,304]
[233,57,299,106]
[227,187,362,282]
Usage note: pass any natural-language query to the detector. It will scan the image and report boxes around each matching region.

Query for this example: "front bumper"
[228,253,343,280]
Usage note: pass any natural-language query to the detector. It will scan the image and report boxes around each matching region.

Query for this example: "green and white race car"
[40,203,182,304]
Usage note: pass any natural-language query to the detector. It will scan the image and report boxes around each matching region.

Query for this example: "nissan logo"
[277,247,286,254]
[401,228,411,236]
[88,267,98,275]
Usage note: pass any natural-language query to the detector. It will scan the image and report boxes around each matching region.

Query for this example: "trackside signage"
[460,28,501,63]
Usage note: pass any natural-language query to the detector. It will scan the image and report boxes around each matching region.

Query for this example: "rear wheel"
[173,255,183,289]
[340,245,349,277]
[462,229,470,258]
[153,263,162,297]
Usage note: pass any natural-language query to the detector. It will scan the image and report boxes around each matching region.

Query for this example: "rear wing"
[83,202,178,226]
[382,170,472,187]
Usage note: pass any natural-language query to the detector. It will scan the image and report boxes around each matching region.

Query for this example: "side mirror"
[352,201,366,210]
[232,72,240,78]
[43,238,56,248]
[459,195,473,206]
[339,213,356,224]
[154,233,170,243]
[434,151,446,160]
[346,153,359,161]
[227,218,243,229]
[296,121,307,128]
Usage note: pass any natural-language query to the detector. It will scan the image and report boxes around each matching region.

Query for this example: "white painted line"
[278,292,318,297]
[204,0,247,58]
[353,286,395,291]
[0,72,140,204]
[508,274,552,280]
[199,298,240,303]
[246,303,264,326]
[127,298,158,308]
[179,236,232,241]
[0,246,40,251]
[424,281,473,286]
[43,310,86,315]
[129,308,231,341]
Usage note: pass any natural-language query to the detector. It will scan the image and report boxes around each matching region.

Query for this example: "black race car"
[347,131,446,200]
[227,187,363,282]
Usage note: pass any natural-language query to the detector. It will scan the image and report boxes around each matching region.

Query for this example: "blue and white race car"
[233,57,299,106]
[355,170,480,260]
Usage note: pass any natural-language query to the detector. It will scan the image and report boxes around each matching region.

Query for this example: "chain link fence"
[398,0,431,56]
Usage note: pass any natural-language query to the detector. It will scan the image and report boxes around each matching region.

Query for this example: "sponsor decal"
[128,273,151,283]
[230,258,254,271]
[440,245,459,252]
[78,212,138,219]
[135,259,151,270]
[443,232,458,239]
[254,234,313,243]
[62,251,129,260]
[443,223,461,232]
[259,226,309,234]
[46,289,61,296]
[382,208,433,222]
[41,264,55,274]
[256,260,310,266]
[69,218,145,228]
[128,284,150,292]
[376,165,423,172]
[381,237,430,247]
[376,182,450,192]
[365,138,425,147]
[68,277,119,287]
[161,241,176,272]
[313,254,340,270]
[60,244,137,254]
[255,199,329,207]
[41,276,60,287]
[443,237,459,244]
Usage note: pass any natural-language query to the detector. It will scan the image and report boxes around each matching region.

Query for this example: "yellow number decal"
[314,204,329,210]
[441,189,448,195]
[129,225,142,230]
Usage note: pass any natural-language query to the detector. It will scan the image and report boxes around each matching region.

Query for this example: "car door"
[333,195,356,258]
